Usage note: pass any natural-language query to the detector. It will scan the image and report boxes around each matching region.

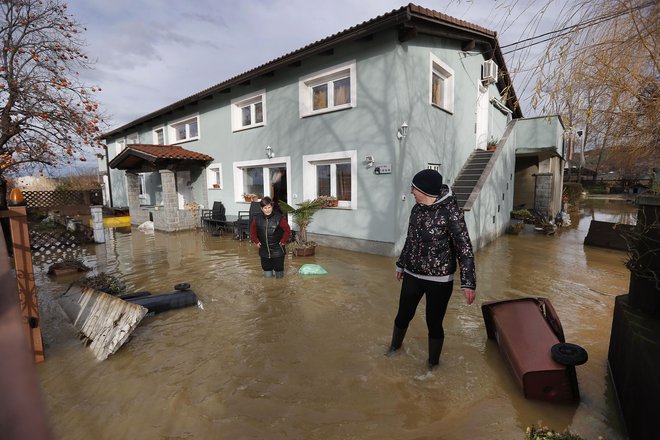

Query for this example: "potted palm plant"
[279,198,324,256]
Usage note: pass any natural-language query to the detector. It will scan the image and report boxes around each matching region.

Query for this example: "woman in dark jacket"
[388,169,477,368]
[250,196,291,278]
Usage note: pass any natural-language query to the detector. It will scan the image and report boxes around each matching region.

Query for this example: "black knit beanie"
[411,169,443,197]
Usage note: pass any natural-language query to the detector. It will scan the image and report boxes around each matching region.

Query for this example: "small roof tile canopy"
[108,144,214,173]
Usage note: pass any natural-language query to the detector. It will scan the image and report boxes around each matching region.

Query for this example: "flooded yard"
[34,197,637,439]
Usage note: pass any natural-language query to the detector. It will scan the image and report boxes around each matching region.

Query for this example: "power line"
[500,1,654,55]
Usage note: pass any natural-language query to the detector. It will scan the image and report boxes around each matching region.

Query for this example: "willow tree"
[533,0,659,178]
[0,0,105,206]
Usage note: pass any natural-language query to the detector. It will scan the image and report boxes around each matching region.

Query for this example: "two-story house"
[100,4,566,256]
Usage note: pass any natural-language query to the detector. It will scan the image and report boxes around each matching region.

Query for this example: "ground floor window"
[233,159,290,204]
[302,150,357,209]
[138,172,163,206]
[206,163,223,189]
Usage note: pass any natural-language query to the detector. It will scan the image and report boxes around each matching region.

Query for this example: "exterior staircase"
[453,149,494,209]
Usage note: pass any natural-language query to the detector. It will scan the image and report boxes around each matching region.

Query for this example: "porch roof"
[108,144,214,172]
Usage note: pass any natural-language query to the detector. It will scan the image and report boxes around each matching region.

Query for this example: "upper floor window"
[302,150,357,209]
[430,54,454,113]
[169,114,199,143]
[153,126,165,145]
[299,60,356,117]
[127,133,139,145]
[115,139,126,157]
[231,90,266,132]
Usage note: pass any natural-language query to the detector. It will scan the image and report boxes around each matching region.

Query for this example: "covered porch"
[512,116,567,219]
[109,144,213,232]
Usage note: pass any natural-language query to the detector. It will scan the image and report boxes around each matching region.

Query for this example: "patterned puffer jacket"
[396,185,476,289]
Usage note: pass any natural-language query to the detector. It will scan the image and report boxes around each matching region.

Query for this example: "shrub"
[562,182,583,204]
[587,184,609,194]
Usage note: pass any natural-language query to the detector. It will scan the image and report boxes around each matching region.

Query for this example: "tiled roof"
[108,144,214,170]
[124,144,213,161]
[104,3,517,138]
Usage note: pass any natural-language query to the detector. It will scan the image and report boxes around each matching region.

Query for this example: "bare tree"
[534,0,659,180]
[0,0,105,206]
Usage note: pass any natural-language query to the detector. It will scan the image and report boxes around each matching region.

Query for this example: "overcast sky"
[66,0,568,132]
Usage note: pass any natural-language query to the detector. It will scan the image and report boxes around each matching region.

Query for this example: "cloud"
[67,0,568,129]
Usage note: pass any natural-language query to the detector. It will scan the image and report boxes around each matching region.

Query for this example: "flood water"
[34,196,638,439]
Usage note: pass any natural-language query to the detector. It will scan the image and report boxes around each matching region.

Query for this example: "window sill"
[431,103,453,115]
[301,105,353,119]
[232,123,265,133]
[173,137,200,145]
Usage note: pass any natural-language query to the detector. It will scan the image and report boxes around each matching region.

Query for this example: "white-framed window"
[233,158,291,203]
[153,126,165,145]
[168,114,199,143]
[138,173,148,205]
[299,60,356,117]
[430,54,454,113]
[115,138,126,157]
[231,90,266,132]
[302,150,357,209]
[206,163,223,189]
[127,133,139,145]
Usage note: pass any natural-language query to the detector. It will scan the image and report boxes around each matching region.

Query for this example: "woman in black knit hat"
[387,169,477,369]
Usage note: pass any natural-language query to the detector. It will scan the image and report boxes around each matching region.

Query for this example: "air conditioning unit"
[482,59,498,85]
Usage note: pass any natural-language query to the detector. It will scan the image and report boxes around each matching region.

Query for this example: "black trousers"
[260,255,284,272]
[394,275,453,339]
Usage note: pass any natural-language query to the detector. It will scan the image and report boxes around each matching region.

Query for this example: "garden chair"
[234,201,261,240]
[201,201,227,234]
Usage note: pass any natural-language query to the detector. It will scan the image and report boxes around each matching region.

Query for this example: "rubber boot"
[275,271,284,279]
[385,325,407,356]
[428,337,444,369]
[263,270,273,277]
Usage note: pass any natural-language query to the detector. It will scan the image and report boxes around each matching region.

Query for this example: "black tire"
[174,283,191,291]
[551,342,588,366]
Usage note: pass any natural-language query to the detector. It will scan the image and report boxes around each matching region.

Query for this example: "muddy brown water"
[34,197,637,439]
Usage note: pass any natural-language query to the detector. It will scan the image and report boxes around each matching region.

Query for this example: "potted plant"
[242,193,258,202]
[510,209,531,221]
[317,195,338,208]
[279,198,324,256]
[487,137,499,151]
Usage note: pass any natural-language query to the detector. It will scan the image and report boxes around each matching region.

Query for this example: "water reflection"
[34,197,636,439]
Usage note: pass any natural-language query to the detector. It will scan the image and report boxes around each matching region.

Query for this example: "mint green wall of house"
[106,28,510,254]
[515,116,564,155]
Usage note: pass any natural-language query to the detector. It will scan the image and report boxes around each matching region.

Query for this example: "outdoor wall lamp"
[396,122,409,140]
[266,145,274,159]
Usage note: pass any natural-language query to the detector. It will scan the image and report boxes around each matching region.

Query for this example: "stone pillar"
[90,205,105,243]
[534,173,553,219]
[125,172,141,225]
[160,169,179,232]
